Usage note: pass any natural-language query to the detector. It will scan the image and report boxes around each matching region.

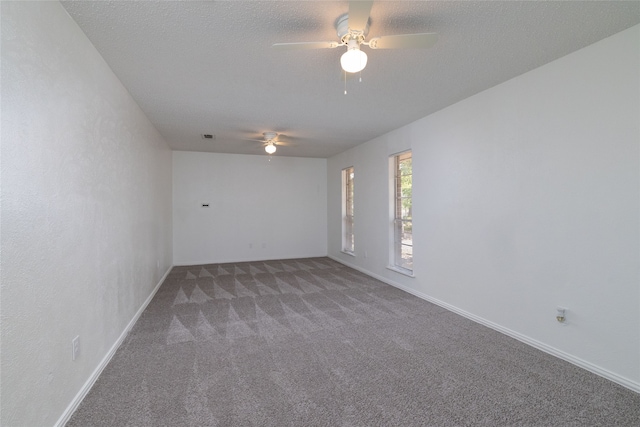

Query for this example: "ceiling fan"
[272,0,438,74]
[247,132,291,154]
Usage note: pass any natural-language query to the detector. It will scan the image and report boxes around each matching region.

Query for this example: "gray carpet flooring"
[68,257,640,426]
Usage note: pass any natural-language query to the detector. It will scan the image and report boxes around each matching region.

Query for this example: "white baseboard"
[54,266,173,427]
[173,253,328,266]
[328,255,640,394]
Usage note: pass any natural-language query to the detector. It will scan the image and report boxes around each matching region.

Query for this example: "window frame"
[341,166,355,255]
[389,151,413,275]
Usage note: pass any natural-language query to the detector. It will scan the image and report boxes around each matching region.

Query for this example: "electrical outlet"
[72,336,80,361]
[556,307,567,324]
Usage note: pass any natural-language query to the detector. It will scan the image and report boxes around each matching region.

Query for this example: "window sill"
[341,250,356,257]
[386,265,414,277]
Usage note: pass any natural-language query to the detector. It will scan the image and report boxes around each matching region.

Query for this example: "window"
[342,167,355,254]
[391,151,412,272]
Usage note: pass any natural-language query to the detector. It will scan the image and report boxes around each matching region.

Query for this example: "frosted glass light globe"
[265,143,276,154]
[340,41,368,73]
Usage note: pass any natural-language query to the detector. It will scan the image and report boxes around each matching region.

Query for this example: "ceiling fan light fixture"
[265,143,276,154]
[340,39,367,73]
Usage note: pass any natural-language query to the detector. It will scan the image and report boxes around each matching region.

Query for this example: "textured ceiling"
[61,1,640,158]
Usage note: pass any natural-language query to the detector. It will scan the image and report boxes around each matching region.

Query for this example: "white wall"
[1,2,173,426]
[173,151,327,264]
[328,25,640,390]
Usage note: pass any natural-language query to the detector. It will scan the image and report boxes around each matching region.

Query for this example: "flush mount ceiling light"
[340,39,368,73]
[265,142,276,154]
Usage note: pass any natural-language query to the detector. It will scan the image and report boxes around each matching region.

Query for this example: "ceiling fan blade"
[272,41,340,50]
[368,33,438,49]
[276,141,297,147]
[259,134,297,147]
[348,0,373,30]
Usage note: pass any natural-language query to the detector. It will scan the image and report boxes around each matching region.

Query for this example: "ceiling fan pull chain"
[344,71,348,95]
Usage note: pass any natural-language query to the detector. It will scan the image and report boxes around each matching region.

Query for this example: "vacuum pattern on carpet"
[67,257,640,426]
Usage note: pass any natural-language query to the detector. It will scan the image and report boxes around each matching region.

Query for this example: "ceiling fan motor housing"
[336,13,370,44]
[263,131,278,142]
